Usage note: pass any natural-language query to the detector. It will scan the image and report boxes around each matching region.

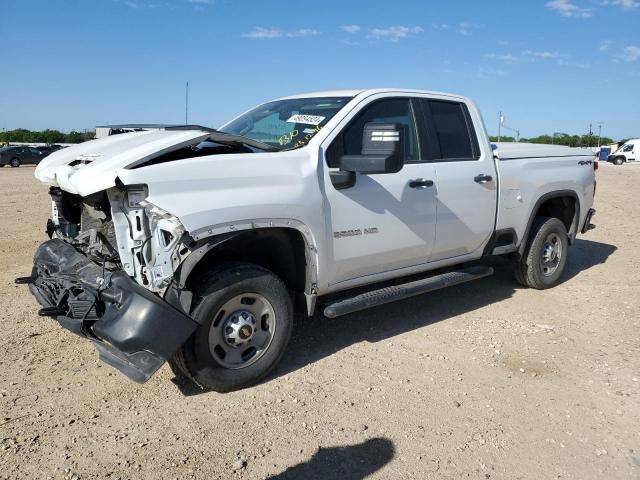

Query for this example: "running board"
[323,266,494,318]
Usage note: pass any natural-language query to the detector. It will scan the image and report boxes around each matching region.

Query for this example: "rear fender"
[517,190,580,257]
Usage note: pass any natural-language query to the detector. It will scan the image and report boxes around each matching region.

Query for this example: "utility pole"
[185,81,189,125]
[597,122,604,147]
[498,111,503,142]
[588,124,593,147]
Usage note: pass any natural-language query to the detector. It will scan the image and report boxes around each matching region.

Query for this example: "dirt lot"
[0,164,638,480]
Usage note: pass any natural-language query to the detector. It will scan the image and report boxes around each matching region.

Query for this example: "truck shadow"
[266,437,394,480]
[274,238,616,380]
[172,239,615,395]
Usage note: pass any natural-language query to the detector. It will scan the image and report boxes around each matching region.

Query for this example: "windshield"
[221,97,352,151]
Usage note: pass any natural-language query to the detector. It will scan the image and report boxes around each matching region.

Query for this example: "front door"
[323,97,437,285]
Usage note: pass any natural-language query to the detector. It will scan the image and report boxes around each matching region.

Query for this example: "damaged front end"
[17,184,197,383]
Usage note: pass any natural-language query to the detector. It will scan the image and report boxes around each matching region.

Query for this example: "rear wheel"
[513,217,568,289]
[9,158,20,167]
[170,262,293,392]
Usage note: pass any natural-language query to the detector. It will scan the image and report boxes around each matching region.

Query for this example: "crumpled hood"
[35,129,210,196]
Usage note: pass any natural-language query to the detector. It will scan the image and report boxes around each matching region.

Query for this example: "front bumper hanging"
[16,239,197,383]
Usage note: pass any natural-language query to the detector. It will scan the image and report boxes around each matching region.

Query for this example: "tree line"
[489,133,616,148]
[0,128,622,149]
[0,128,95,144]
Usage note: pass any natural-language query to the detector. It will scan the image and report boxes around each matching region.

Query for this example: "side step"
[323,266,493,318]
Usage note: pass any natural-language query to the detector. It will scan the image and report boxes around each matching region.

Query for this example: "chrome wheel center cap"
[543,244,556,263]
[223,310,256,347]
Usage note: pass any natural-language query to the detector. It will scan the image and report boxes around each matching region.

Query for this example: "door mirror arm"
[329,170,356,190]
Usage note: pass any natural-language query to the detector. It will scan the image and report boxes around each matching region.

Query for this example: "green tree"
[0,128,91,144]
[65,131,85,143]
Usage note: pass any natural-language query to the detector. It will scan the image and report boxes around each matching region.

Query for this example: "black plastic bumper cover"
[24,239,197,383]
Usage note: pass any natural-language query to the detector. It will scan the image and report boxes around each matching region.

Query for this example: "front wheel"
[614,156,624,165]
[513,217,569,289]
[170,263,293,392]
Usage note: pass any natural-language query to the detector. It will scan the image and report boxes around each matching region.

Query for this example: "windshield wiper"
[165,125,279,152]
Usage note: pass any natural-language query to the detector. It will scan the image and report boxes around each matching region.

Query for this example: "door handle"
[409,179,434,189]
[474,174,493,184]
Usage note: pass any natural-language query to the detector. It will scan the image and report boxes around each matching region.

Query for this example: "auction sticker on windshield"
[287,114,325,126]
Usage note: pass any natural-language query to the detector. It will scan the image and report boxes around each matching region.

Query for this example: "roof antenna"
[185,81,189,125]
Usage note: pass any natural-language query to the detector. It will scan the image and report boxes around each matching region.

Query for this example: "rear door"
[15,148,29,161]
[416,99,497,262]
[26,147,42,163]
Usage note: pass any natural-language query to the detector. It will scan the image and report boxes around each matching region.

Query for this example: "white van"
[608,139,639,165]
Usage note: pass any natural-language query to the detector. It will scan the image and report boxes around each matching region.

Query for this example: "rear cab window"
[419,99,480,162]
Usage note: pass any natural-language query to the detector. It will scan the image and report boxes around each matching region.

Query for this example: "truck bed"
[494,142,595,247]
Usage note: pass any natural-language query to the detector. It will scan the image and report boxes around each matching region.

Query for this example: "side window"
[623,144,633,152]
[328,98,420,167]
[427,100,478,161]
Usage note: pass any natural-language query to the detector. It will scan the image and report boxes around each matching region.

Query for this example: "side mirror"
[339,123,405,174]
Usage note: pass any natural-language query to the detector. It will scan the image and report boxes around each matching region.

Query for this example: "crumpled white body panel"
[34,129,209,196]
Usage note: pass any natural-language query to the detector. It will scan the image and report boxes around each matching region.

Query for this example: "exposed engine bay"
[48,184,188,293]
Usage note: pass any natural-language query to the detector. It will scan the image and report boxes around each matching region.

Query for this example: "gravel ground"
[0,164,638,480]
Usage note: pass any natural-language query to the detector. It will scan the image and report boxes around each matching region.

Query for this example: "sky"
[1,0,639,140]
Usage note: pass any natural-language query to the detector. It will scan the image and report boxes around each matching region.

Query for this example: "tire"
[614,156,624,165]
[513,217,568,290]
[9,158,20,167]
[170,262,293,392]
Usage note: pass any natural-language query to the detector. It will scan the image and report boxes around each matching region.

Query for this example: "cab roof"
[277,88,469,102]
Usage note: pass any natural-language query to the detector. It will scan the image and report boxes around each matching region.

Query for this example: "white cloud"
[242,27,282,39]
[522,50,567,59]
[485,53,524,65]
[546,0,594,17]
[621,45,640,61]
[486,50,572,65]
[458,22,481,36]
[601,0,640,9]
[369,25,424,42]
[340,25,361,33]
[243,27,322,39]
[556,58,592,68]
[187,0,213,4]
[287,29,320,38]
[123,0,157,9]
[599,40,612,51]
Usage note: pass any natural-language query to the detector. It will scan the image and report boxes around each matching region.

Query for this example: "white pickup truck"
[18,89,597,392]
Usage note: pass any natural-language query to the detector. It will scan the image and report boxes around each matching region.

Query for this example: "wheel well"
[534,196,576,234]
[517,193,578,258]
[187,228,308,295]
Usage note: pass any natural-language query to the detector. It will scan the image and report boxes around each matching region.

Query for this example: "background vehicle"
[0,146,47,167]
[34,145,64,157]
[19,89,597,393]
[608,138,638,165]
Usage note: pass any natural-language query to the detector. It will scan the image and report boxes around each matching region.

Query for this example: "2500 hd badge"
[333,227,379,238]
